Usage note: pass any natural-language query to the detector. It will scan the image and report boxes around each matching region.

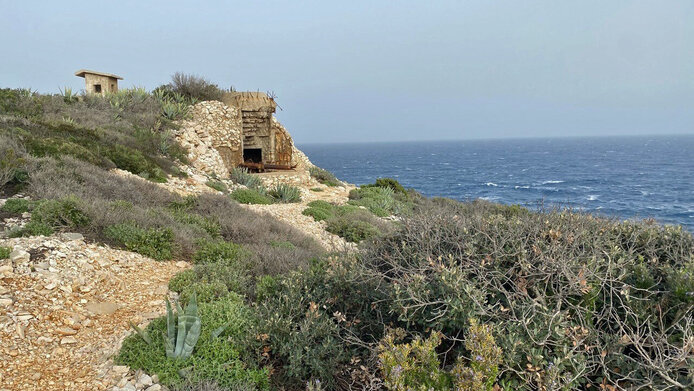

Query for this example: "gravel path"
[0,235,185,391]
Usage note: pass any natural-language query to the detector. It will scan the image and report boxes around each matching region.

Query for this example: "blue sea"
[299,135,694,231]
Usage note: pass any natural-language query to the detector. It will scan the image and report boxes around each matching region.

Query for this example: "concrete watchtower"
[74,69,123,95]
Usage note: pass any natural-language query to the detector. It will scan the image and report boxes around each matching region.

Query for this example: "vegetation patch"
[105,223,174,260]
[1,198,31,214]
[229,167,264,189]
[230,188,273,205]
[268,184,301,203]
[348,178,417,217]
[204,180,227,193]
[309,166,341,186]
[0,246,10,260]
[302,200,389,242]
[117,295,269,390]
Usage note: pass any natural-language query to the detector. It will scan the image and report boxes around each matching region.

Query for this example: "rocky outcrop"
[173,101,242,177]
[291,145,314,169]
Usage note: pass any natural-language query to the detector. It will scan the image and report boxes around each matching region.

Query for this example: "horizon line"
[296,132,694,146]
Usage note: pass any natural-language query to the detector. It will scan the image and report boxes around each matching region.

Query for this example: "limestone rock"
[86,301,121,315]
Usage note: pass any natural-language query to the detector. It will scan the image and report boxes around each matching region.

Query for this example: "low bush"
[0,133,27,188]
[204,180,227,193]
[107,145,167,182]
[268,184,301,203]
[309,166,341,187]
[229,167,264,189]
[269,240,296,250]
[9,195,90,237]
[378,320,502,391]
[105,223,174,260]
[166,73,225,103]
[303,200,389,242]
[31,196,90,229]
[309,187,323,192]
[1,198,31,214]
[0,246,10,259]
[9,220,54,237]
[348,182,417,217]
[301,200,335,221]
[193,240,247,265]
[326,214,382,243]
[230,189,273,205]
[117,295,269,390]
[363,177,406,195]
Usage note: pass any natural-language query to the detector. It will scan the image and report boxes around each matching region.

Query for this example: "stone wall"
[174,101,242,177]
[84,74,119,95]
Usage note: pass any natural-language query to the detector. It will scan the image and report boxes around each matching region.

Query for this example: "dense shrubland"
[2,87,692,390]
[119,196,693,390]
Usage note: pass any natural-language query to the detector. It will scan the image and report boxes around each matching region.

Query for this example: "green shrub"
[9,220,54,237]
[178,281,229,305]
[205,180,227,193]
[169,269,196,293]
[326,216,381,242]
[309,187,324,192]
[308,166,340,187]
[169,263,251,305]
[378,320,502,391]
[106,145,167,182]
[117,295,269,390]
[269,240,296,250]
[268,184,301,203]
[450,319,503,391]
[193,240,247,265]
[32,196,90,229]
[378,330,450,390]
[105,223,174,260]
[1,198,31,214]
[253,273,349,389]
[230,189,273,205]
[229,167,263,189]
[0,246,10,259]
[303,200,389,242]
[301,200,336,222]
[364,178,406,195]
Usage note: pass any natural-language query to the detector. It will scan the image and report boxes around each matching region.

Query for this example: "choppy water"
[299,135,694,231]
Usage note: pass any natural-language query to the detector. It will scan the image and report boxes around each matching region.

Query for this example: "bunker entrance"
[243,148,262,163]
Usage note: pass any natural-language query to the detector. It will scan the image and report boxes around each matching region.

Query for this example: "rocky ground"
[0,233,185,391]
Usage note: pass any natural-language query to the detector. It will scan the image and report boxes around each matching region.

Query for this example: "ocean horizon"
[299,134,694,231]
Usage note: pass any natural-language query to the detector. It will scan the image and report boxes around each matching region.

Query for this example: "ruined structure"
[174,93,297,176]
[74,69,122,95]
[222,92,293,169]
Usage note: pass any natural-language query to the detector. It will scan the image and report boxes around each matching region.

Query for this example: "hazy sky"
[2,1,693,143]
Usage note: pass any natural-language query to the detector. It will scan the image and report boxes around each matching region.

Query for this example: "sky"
[1,1,693,144]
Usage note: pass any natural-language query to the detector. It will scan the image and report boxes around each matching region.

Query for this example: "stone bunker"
[174,92,297,177]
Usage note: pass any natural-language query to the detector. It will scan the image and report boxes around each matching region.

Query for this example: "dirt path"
[0,235,185,391]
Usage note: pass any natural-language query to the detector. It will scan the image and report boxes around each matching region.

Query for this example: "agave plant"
[60,86,78,103]
[164,293,201,360]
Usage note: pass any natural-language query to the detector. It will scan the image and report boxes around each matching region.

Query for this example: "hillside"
[1,83,692,391]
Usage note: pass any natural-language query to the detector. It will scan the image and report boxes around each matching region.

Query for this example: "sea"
[299,135,694,231]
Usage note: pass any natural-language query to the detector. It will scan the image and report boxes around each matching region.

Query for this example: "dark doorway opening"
[243,148,262,163]
[94,84,102,93]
